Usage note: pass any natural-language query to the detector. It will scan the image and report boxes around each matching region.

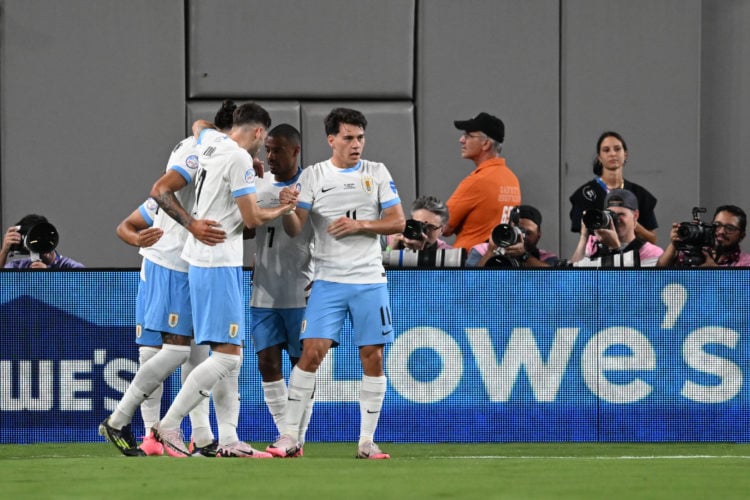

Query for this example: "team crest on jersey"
[361,175,375,194]
[185,154,199,170]
[136,324,142,338]
[228,323,239,338]
[168,313,179,328]
[583,186,597,202]
[296,182,302,192]
[300,319,307,334]
[146,198,159,211]
[244,168,255,184]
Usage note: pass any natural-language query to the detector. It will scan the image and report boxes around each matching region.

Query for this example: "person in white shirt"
[250,124,313,456]
[267,107,405,460]
[149,102,292,458]
[99,100,238,457]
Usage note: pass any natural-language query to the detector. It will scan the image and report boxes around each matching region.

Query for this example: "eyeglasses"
[714,222,741,234]
[418,222,442,233]
[461,132,488,140]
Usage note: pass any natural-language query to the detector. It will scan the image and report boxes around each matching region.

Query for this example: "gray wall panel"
[561,0,701,257]
[188,0,415,99]
[417,0,561,252]
[1,0,185,268]
[300,102,416,213]
[701,0,750,213]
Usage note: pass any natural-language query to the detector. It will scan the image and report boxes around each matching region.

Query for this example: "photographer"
[386,195,451,252]
[1,214,84,269]
[467,205,558,268]
[570,189,663,267]
[657,205,750,267]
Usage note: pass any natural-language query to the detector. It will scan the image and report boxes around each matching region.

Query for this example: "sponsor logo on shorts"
[135,324,142,338]
[168,313,179,328]
[300,320,307,333]
[229,323,239,338]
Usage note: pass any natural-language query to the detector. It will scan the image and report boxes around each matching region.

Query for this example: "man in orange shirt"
[444,112,521,251]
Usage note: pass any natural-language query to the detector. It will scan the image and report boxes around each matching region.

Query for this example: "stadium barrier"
[1,269,748,443]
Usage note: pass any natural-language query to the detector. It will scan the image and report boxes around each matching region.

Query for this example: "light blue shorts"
[189,266,244,346]
[139,259,193,336]
[250,307,305,358]
[301,280,394,347]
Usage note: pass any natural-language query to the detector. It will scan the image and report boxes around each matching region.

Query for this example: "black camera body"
[675,207,714,266]
[402,219,426,241]
[10,221,59,259]
[583,209,617,231]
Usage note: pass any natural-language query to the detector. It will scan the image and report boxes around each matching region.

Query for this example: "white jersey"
[251,167,313,308]
[181,128,257,268]
[139,136,200,273]
[297,159,401,284]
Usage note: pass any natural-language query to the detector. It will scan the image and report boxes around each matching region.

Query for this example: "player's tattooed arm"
[150,170,226,245]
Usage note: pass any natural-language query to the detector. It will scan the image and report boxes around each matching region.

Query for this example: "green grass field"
[1,442,749,499]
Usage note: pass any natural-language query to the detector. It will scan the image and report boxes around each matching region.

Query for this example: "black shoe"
[98,417,146,456]
[190,439,219,457]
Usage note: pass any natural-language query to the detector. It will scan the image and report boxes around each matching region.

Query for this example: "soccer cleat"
[266,434,302,458]
[356,441,390,460]
[139,431,164,456]
[216,441,273,458]
[99,418,146,457]
[189,438,219,458]
[151,422,190,458]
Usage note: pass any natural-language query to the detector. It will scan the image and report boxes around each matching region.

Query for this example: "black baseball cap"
[605,189,639,211]
[454,112,505,143]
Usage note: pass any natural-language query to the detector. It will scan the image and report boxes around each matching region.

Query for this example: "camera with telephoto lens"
[485,207,525,267]
[583,209,617,231]
[402,219,426,241]
[382,248,465,268]
[675,207,715,267]
[10,220,59,261]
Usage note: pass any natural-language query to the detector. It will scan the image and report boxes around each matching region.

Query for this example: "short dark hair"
[592,131,628,176]
[267,123,301,146]
[213,99,237,130]
[324,107,367,136]
[715,205,747,232]
[233,102,271,129]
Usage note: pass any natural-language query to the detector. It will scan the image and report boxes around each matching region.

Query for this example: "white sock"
[299,390,315,447]
[358,375,386,446]
[184,342,213,446]
[282,366,316,441]
[136,346,161,434]
[213,351,242,446]
[161,351,241,431]
[262,379,288,435]
[110,344,190,430]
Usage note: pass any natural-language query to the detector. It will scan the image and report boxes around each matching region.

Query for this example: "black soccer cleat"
[99,417,146,456]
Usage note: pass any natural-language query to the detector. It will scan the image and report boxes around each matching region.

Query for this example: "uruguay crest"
[361,175,374,194]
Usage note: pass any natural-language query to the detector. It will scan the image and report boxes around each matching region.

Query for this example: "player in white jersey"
[150,102,292,458]
[268,108,405,459]
[247,124,314,456]
[99,101,239,457]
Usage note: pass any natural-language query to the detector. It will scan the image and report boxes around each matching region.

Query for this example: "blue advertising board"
[1,269,747,443]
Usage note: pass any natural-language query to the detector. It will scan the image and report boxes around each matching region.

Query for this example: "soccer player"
[98,101,237,457]
[150,102,292,458]
[250,124,314,455]
[268,107,405,459]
